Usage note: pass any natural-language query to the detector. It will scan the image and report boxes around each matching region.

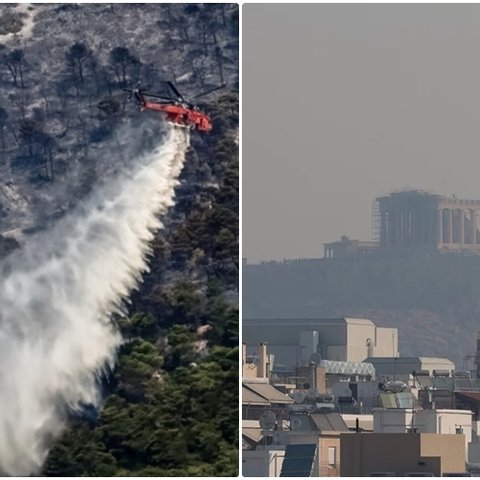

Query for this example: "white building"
[367,356,456,381]
[243,317,398,366]
[341,413,374,432]
[374,408,472,451]
[242,447,286,477]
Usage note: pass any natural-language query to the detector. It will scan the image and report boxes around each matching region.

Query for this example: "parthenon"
[324,190,480,258]
[377,190,480,253]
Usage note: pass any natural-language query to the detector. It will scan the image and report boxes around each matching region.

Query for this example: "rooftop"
[244,317,375,327]
[243,381,294,405]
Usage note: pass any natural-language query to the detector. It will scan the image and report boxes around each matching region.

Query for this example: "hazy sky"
[243,4,480,262]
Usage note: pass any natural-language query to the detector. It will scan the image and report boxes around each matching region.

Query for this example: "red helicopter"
[123,81,225,133]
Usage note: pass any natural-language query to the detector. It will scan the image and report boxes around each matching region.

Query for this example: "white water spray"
[0,127,189,475]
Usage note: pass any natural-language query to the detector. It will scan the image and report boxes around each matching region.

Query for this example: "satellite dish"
[290,390,306,404]
[306,387,318,401]
[291,417,302,431]
[259,411,276,431]
[309,352,322,365]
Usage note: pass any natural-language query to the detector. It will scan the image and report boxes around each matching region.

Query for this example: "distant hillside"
[244,255,480,366]
[0,3,238,476]
[0,3,238,239]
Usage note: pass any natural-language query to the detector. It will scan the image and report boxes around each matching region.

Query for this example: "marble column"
[471,209,477,245]
[401,210,407,245]
[429,210,436,246]
[437,209,443,245]
[459,209,465,245]
[447,209,453,244]
[392,210,396,245]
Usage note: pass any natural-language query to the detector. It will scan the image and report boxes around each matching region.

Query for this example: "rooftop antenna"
[259,411,276,432]
[291,417,302,431]
[259,411,276,449]
[306,387,318,402]
[309,352,322,366]
[290,390,306,404]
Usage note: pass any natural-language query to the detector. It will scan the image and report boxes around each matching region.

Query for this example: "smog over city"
[244,4,480,263]
[243,5,480,476]
[243,4,480,362]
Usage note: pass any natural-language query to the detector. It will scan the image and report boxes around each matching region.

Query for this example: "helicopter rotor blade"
[148,100,175,105]
[121,87,134,102]
[122,81,143,100]
[190,82,227,100]
[142,92,175,102]
[167,81,184,102]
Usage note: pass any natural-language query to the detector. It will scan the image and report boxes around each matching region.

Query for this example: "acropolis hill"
[244,190,480,367]
[325,190,480,258]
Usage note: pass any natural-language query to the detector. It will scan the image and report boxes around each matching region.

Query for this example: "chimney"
[258,342,269,378]
[310,361,316,390]
[242,342,247,366]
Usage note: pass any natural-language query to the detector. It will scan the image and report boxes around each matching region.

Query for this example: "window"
[328,446,336,466]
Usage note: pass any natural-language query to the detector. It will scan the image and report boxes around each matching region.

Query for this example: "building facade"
[340,432,467,476]
[366,356,455,381]
[373,408,473,450]
[377,190,480,254]
[324,190,480,258]
[324,236,378,259]
[242,447,285,477]
[243,317,398,367]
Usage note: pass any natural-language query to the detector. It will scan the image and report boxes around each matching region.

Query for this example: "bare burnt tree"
[9,91,31,121]
[3,49,26,87]
[109,47,139,86]
[214,46,230,84]
[202,4,221,45]
[37,132,56,180]
[66,42,90,87]
[19,119,40,159]
[18,119,56,179]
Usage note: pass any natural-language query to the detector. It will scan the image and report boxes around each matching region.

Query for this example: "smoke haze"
[244,4,480,262]
[0,127,189,475]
